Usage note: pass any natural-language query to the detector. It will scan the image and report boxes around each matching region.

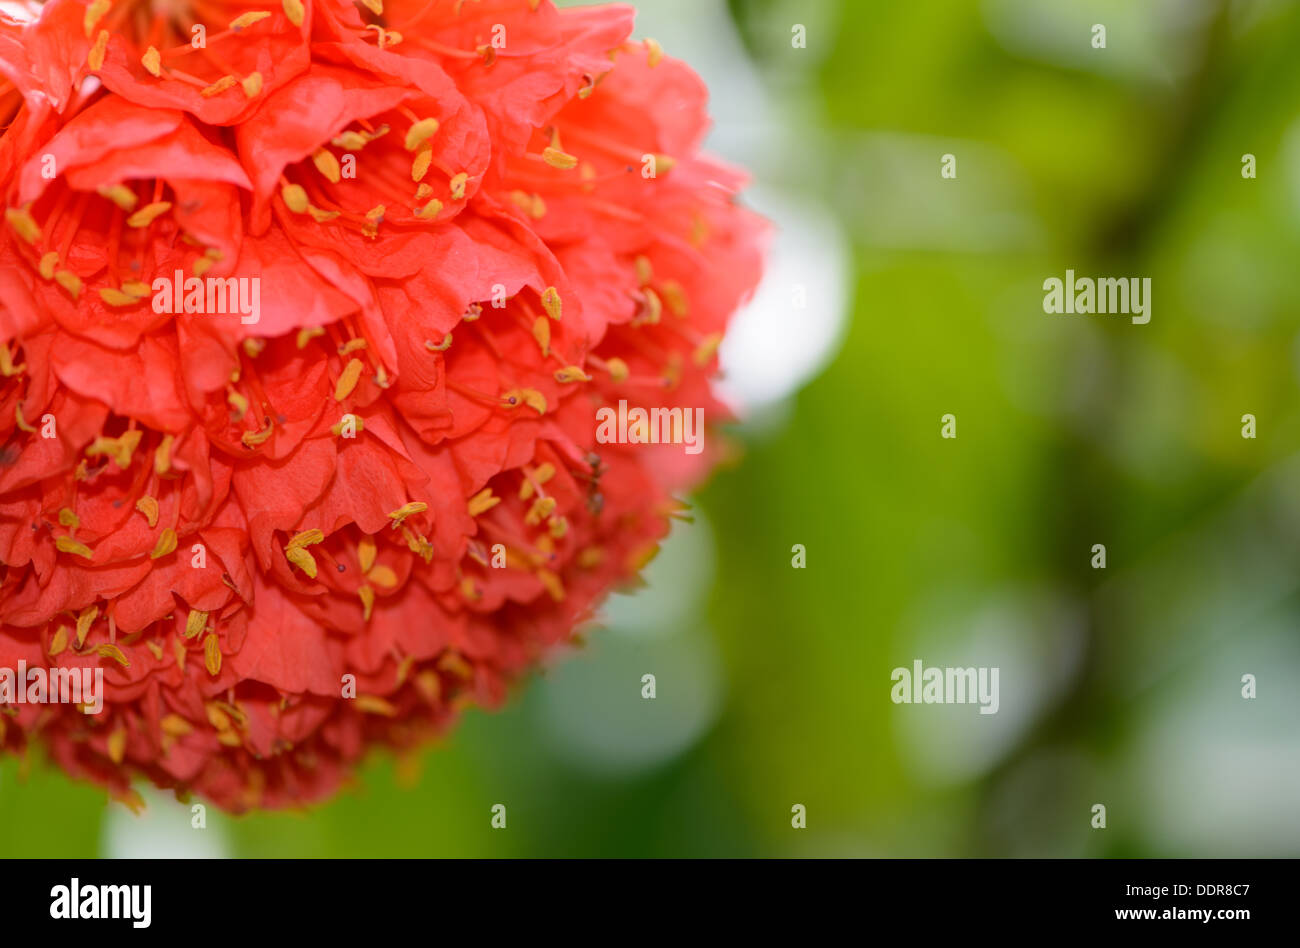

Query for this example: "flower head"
[0,0,764,811]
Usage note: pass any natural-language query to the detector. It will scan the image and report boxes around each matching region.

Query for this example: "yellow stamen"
[287,529,324,550]
[86,429,143,468]
[38,251,58,279]
[230,11,272,30]
[646,37,664,67]
[281,183,309,213]
[355,694,396,716]
[151,527,179,559]
[307,205,340,223]
[297,326,325,348]
[203,633,221,676]
[541,286,562,321]
[87,30,109,71]
[241,72,263,97]
[358,584,375,621]
[185,609,208,639]
[387,501,427,526]
[135,495,159,527]
[99,287,142,307]
[84,0,111,38]
[542,147,578,170]
[361,0,383,13]
[467,488,499,517]
[126,201,171,228]
[415,198,442,220]
[313,148,341,183]
[285,546,318,578]
[154,434,174,475]
[605,357,629,382]
[49,626,69,657]
[334,357,364,401]
[76,606,98,648]
[96,643,130,667]
[107,727,127,764]
[54,271,83,299]
[411,148,433,182]
[425,333,452,352]
[56,536,94,560]
[200,75,239,97]
[358,535,377,573]
[694,332,723,366]
[524,496,556,526]
[369,565,398,587]
[405,119,440,152]
[449,172,468,201]
[532,316,550,356]
[553,365,591,383]
[5,206,40,245]
[282,0,305,27]
[142,46,161,77]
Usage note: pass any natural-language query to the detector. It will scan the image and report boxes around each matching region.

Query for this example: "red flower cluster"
[0,0,763,811]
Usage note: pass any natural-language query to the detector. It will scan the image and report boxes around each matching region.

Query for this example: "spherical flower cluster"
[0,0,764,811]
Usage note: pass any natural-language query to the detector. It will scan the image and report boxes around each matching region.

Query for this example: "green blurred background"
[4,0,1300,857]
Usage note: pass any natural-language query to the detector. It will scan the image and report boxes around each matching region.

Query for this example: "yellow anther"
[554,365,591,383]
[338,337,368,355]
[126,201,171,228]
[387,501,427,526]
[106,726,127,764]
[404,118,439,152]
[86,429,142,468]
[54,271,83,299]
[285,545,317,578]
[98,184,139,211]
[161,714,192,737]
[241,72,263,97]
[654,154,677,174]
[14,402,34,431]
[357,535,377,573]
[88,29,109,71]
[74,606,98,648]
[541,286,562,321]
[536,568,565,602]
[361,0,383,13]
[411,148,433,182]
[84,0,111,38]
[415,183,434,202]
[38,252,58,280]
[135,495,160,528]
[154,434,174,476]
[425,333,452,352]
[661,280,688,317]
[312,148,341,183]
[142,46,161,77]
[646,37,664,67]
[634,255,653,286]
[605,357,629,382]
[185,609,208,639]
[230,11,272,30]
[151,527,178,559]
[297,326,325,348]
[307,205,340,223]
[48,626,69,657]
[332,130,368,150]
[542,147,578,170]
[449,172,468,200]
[638,287,662,324]
[369,565,398,587]
[548,516,568,538]
[200,75,239,97]
[287,528,324,550]
[56,536,94,560]
[280,183,309,213]
[193,256,214,278]
[58,508,80,531]
[330,414,364,436]
[99,287,140,307]
[355,694,396,716]
[334,357,364,401]
[121,279,151,298]
[467,488,499,517]
[282,0,305,27]
[694,331,723,366]
[358,584,376,621]
[1,346,25,377]
[365,204,386,223]
[5,206,40,244]
[241,423,274,447]
[415,198,442,220]
[524,496,557,526]
[227,388,249,419]
[532,316,550,357]
[203,633,221,676]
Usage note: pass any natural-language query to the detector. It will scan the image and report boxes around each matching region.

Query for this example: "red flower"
[0,0,764,812]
